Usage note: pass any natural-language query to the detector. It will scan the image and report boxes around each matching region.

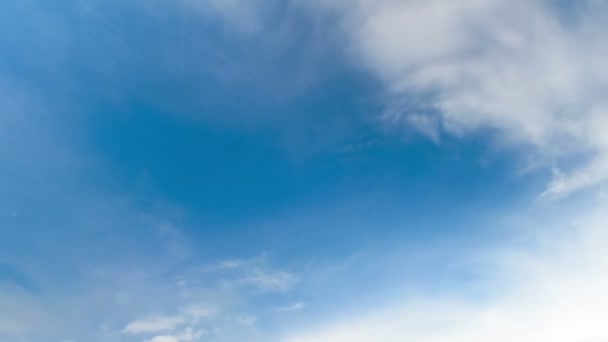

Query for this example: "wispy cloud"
[179,0,270,34]
[313,0,608,197]
[123,306,212,342]
[205,255,298,293]
[146,327,204,342]
[123,314,190,335]
[122,303,263,342]
[276,302,307,312]
[121,255,298,341]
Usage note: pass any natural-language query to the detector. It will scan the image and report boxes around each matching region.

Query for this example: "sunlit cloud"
[312,0,608,197]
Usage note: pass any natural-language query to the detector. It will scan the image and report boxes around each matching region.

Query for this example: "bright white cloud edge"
[310,0,608,198]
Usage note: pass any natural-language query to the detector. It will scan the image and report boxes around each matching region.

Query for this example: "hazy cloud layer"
[287,199,608,342]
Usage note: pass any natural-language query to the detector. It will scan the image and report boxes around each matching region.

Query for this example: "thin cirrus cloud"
[123,314,192,335]
[120,256,298,342]
[199,255,299,293]
[123,307,209,342]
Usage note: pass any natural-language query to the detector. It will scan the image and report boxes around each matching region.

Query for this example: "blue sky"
[2,1,608,341]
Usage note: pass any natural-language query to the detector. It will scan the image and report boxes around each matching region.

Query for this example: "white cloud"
[276,302,307,312]
[146,326,204,342]
[286,201,608,342]
[208,255,298,293]
[123,305,215,335]
[123,305,214,342]
[148,336,179,342]
[121,255,295,341]
[313,0,608,197]
[123,314,187,335]
[123,303,263,342]
[230,269,297,292]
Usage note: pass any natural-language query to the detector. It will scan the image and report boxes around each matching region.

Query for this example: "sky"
[1,0,608,341]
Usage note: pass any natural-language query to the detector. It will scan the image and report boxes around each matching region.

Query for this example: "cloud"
[123,303,262,342]
[0,2,306,338]
[286,200,608,342]
[146,326,204,342]
[122,256,297,342]
[148,336,180,342]
[123,315,188,335]
[312,0,608,197]
[276,302,307,312]
[179,0,270,33]
[229,269,297,292]
[123,305,213,342]
[5,2,607,342]
[206,255,298,293]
